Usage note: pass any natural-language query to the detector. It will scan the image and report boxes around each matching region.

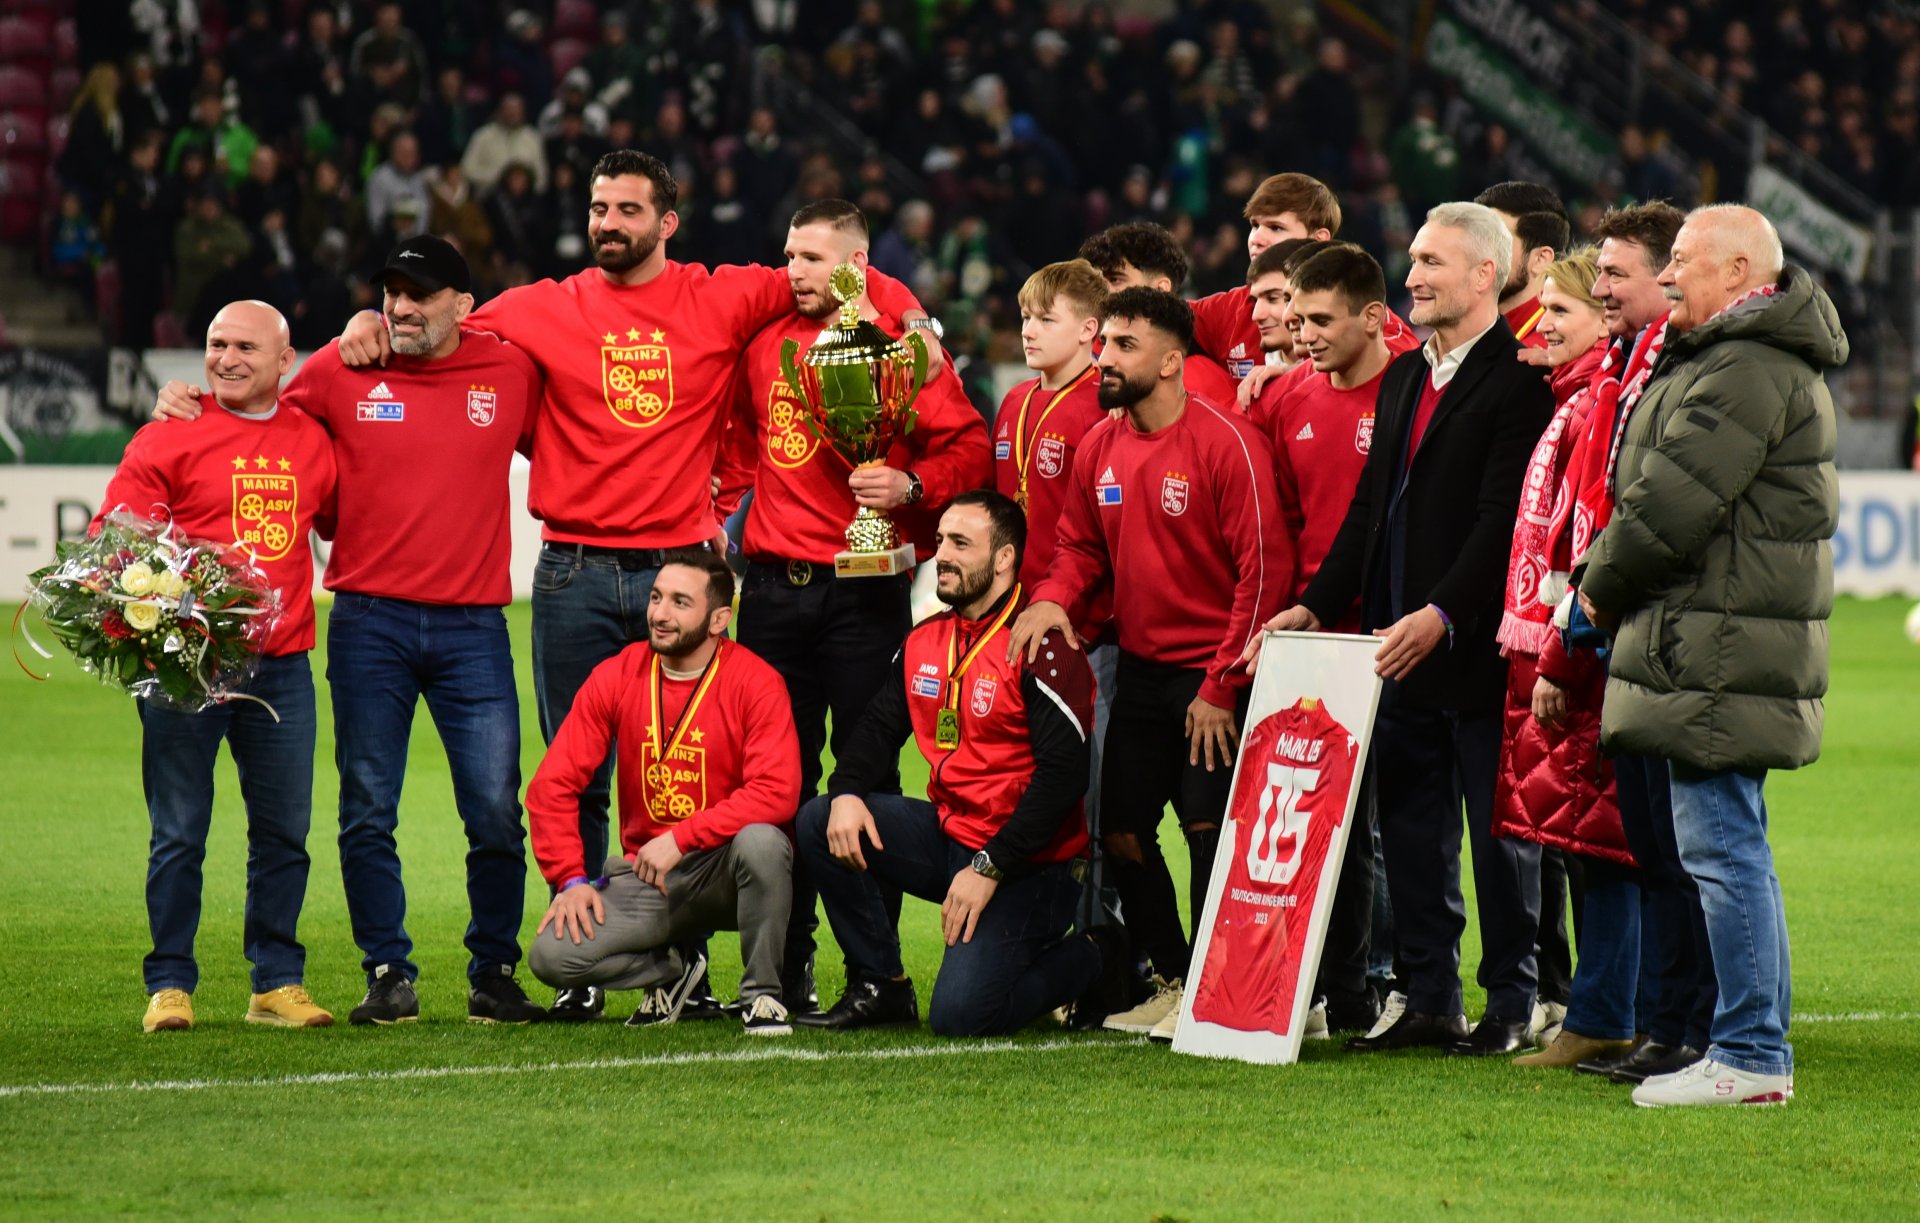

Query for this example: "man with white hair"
[1262,202,1554,1055]
[1577,205,1843,1107]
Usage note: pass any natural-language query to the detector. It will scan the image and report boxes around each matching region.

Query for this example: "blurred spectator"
[350,1,429,109]
[417,66,480,169]
[464,94,548,194]
[173,188,252,335]
[1387,92,1462,218]
[292,230,354,350]
[290,6,353,142]
[224,2,295,139]
[484,163,551,284]
[546,160,590,277]
[127,0,203,100]
[737,107,800,216]
[104,131,175,347]
[1617,124,1682,203]
[119,54,172,146]
[365,131,432,231]
[296,158,366,273]
[540,69,610,139]
[681,0,748,137]
[692,163,760,267]
[835,0,915,70]
[494,10,554,113]
[251,207,304,313]
[1294,38,1362,187]
[234,146,298,231]
[546,107,611,188]
[166,88,259,188]
[51,194,107,304]
[428,165,493,268]
[871,199,940,301]
[892,88,965,182]
[60,66,127,210]
[581,10,652,122]
[647,100,703,198]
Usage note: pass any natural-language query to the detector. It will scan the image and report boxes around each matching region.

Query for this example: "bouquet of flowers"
[21,509,283,712]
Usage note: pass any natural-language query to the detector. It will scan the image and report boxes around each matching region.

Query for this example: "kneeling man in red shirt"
[797,492,1103,1036]
[527,551,802,1035]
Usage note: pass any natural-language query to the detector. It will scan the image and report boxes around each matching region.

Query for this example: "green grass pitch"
[2,597,1916,1219]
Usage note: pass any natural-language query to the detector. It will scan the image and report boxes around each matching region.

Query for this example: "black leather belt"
[543,542,706,571]
[747,557,824,587]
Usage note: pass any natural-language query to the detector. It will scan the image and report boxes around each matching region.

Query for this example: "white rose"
[119,563,155,596]
[153,569,187,601]
[123,601,162,632]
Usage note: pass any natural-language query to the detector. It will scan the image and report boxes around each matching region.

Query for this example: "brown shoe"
[1513,1030,1634,1068]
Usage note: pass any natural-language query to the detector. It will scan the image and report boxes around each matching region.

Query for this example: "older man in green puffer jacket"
[1576,204,1844,1109]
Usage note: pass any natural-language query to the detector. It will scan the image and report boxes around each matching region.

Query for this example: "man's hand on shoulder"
[339,309,392,367]
[1237,363,1283,410]
[1007,600,1076,664]
[151,380,205,422]
[536,881,604,945]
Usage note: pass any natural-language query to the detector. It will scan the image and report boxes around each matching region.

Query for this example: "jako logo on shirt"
[1161,473,1190,517]
[467,386,497,426]
[1095,467,1122,506]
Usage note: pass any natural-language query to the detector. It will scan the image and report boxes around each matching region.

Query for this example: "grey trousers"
[527,824,793,1001]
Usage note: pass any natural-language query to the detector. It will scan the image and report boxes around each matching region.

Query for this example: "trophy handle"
[899,330,930,437]
[779,339,816,417]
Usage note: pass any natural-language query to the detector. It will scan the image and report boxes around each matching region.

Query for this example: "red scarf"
[1498,339,1607,656]
[1546,312,1670,578]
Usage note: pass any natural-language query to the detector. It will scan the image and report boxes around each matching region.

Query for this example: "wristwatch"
[907,316,944,341]
[904,470,925,505]
[970,850,1003,881]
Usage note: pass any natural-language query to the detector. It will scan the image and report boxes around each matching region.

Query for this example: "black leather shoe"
[1575,1034,1649,1077]
[1446,1016,1531,1056]
[1323,987,1382,1034]
[791,978,918,1030]
[781,954,819,1014]
[1608,1041,1702,1084]
[1345,1009,1469,1051]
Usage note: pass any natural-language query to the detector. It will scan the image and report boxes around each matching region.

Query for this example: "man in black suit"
[1259,201,1554,1055]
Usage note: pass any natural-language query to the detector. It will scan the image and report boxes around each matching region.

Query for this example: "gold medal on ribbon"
[935,707,961,750]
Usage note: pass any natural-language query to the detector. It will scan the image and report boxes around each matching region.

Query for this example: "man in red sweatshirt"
[330,152,932,1020]
[1190,171,1341,382]
[103,300,339,1035]
[526,550,802,1035]
[713,199,989,1008]
[1075,223,1240,407]
[1010,287,1291,1043]
[796,491,1102,1035]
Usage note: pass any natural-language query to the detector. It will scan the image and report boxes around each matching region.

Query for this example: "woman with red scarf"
[1490,252,1639,1069]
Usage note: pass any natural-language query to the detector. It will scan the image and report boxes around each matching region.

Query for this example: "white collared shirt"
[1420,317,1500,391]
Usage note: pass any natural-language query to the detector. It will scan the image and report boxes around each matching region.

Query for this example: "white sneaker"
[1363,990,1407,1041]
[1147,985,1185,1042]
[1530,999,1568,1044]
[1103,976,1182,1034]
[741,993,792,1036]
[1303,998,1330,1040]
[1631,1056,1793,1108]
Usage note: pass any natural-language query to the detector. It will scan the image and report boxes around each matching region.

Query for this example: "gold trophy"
[780,262,930,578]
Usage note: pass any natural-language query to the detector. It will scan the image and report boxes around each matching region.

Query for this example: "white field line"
[0,1035,1137,1101]
[1793,1011,1920,1023]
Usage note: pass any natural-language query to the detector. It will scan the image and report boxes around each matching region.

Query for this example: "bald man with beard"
[99,301,340,1035]
[1578,205,1845,1108]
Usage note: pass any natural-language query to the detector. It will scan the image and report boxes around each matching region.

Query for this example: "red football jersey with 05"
[1190,699,1359,1036]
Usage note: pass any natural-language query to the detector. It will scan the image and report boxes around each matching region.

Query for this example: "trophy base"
[834,544,916,579]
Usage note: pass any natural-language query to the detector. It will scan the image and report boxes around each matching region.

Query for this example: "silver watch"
[907,316,944,341]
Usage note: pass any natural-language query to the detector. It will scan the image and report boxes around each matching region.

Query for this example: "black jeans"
[1100,652,1245,985]
[797,794,1099,1036]
[1614,750,1716,1049]
[735,562,911,988]
[1372,687,1541,1022]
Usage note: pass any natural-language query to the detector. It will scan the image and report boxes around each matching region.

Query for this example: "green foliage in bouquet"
[23,510,283,711]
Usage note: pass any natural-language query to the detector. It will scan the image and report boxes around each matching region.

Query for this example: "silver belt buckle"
[786,560,813,587]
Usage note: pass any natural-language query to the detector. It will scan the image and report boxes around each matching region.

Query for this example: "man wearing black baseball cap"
[149,232,554,1025]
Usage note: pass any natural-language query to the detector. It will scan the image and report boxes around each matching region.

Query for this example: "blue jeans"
[328,594,525,985]
[530,545,666,880]
[1564,856,1641,1040]
[1668,764,1793,1076]
[797,794,1101,1036]
[138,653,316,994]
